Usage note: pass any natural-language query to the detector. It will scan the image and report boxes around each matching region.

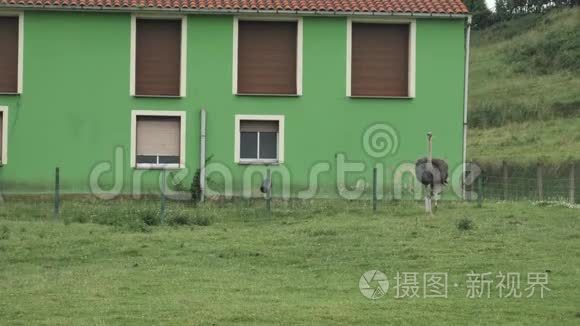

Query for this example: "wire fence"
[471,161,578,203]
[0,161,578,224]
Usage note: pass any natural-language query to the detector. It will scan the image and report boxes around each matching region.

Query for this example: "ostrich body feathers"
[415,157,449,190]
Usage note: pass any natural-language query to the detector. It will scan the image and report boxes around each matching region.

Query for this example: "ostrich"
[415,132,448,214]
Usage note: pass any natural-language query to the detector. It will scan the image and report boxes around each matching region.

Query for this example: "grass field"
[0,200,579,325]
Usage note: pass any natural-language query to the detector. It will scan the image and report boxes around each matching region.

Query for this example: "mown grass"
[0,199,579,325]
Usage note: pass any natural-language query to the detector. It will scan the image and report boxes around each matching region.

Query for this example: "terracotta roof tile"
[0,0,469,14]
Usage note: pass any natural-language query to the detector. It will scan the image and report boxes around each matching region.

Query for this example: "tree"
[464,0,493,29]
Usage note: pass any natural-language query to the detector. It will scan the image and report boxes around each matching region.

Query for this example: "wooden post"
[537,162,544,201]
[465,161,471,202]
[502,161,508,201]
[160,170,166,223]
[54,167,60,219]
[477,175,483,208]
[570,162,576,204]
[266,168,271,214]
[372,167,377,212]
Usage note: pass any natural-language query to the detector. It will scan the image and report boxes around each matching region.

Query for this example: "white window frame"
[232,16,303,96]
[130,14,187,98]
[346,17,416,99]
[0,106,8,165]
[130,110,186,170]
[234,114,285,164]
[0,12,24,95]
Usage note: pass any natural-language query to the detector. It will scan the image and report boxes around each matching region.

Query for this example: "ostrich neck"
[428,138,433,165]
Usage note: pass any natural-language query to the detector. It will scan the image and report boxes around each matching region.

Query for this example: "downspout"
[462,16,472,199]
[200,109,207,202]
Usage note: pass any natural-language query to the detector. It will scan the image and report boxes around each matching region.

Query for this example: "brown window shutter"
[351,23,409,97]
[237,21,297,95]
[0,17,19,93]
[136,116,181,157]
[135,19,181,96]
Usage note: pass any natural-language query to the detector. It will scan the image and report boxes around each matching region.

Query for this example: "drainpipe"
[462,16,472,200]
[200,109,207,202]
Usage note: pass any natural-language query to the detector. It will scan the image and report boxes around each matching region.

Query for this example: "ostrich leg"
[424,185,432,215]
[431,188,439,211]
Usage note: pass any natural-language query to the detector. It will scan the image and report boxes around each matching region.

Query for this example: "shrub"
[457,218,475,231]
[191,215,212,226]
[167,212,213,227]
[0,225,9,240]
[126,220,152,233]
[167,213,190,226]
[139,209,161,226]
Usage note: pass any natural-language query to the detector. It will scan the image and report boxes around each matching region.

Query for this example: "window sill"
[133,94,184,99]
[0,92,20,96]
[235,93,301,97]
[237,160,281,165]
[348,95,414,99]
[134,163,184,170]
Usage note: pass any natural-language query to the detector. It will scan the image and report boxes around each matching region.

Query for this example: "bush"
[128,222,152,233]
[505,13,580,74]
[167,212,213,227]
[167,213,190,226]
[457,218,475,231]
[0,225,10,240]
[139,209,161,226]
[191,215,212,226]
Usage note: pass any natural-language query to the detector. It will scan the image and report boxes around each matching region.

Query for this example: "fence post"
[571,162,576,204]
[465,161,472,202]
[372,167,377,212]
[266,168,271,215]
[160,170,166,223]
[477,174,483,208]
[537,162,544,201]
[54,167,60,219]
[502,161,508,201]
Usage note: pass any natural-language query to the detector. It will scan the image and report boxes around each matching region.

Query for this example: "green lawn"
[0,200,579,325]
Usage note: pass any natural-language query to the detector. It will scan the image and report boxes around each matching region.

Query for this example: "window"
[347,20,415,98]
[235,115,285,164]
[0,106,7,165]
[0,14,22,94]
[131,111,186,169]
[234,18,302,95]
[131,16,186,97]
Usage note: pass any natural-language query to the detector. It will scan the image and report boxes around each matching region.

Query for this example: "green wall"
[0,11,466,199]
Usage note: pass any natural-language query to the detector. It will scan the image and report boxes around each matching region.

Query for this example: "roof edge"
[0,5,470,18]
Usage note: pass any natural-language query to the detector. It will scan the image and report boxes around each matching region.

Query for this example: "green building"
[0,1,471,200]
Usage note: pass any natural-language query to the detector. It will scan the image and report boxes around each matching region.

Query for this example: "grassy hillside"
[468,8,580,163]
[469,117,580,164]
